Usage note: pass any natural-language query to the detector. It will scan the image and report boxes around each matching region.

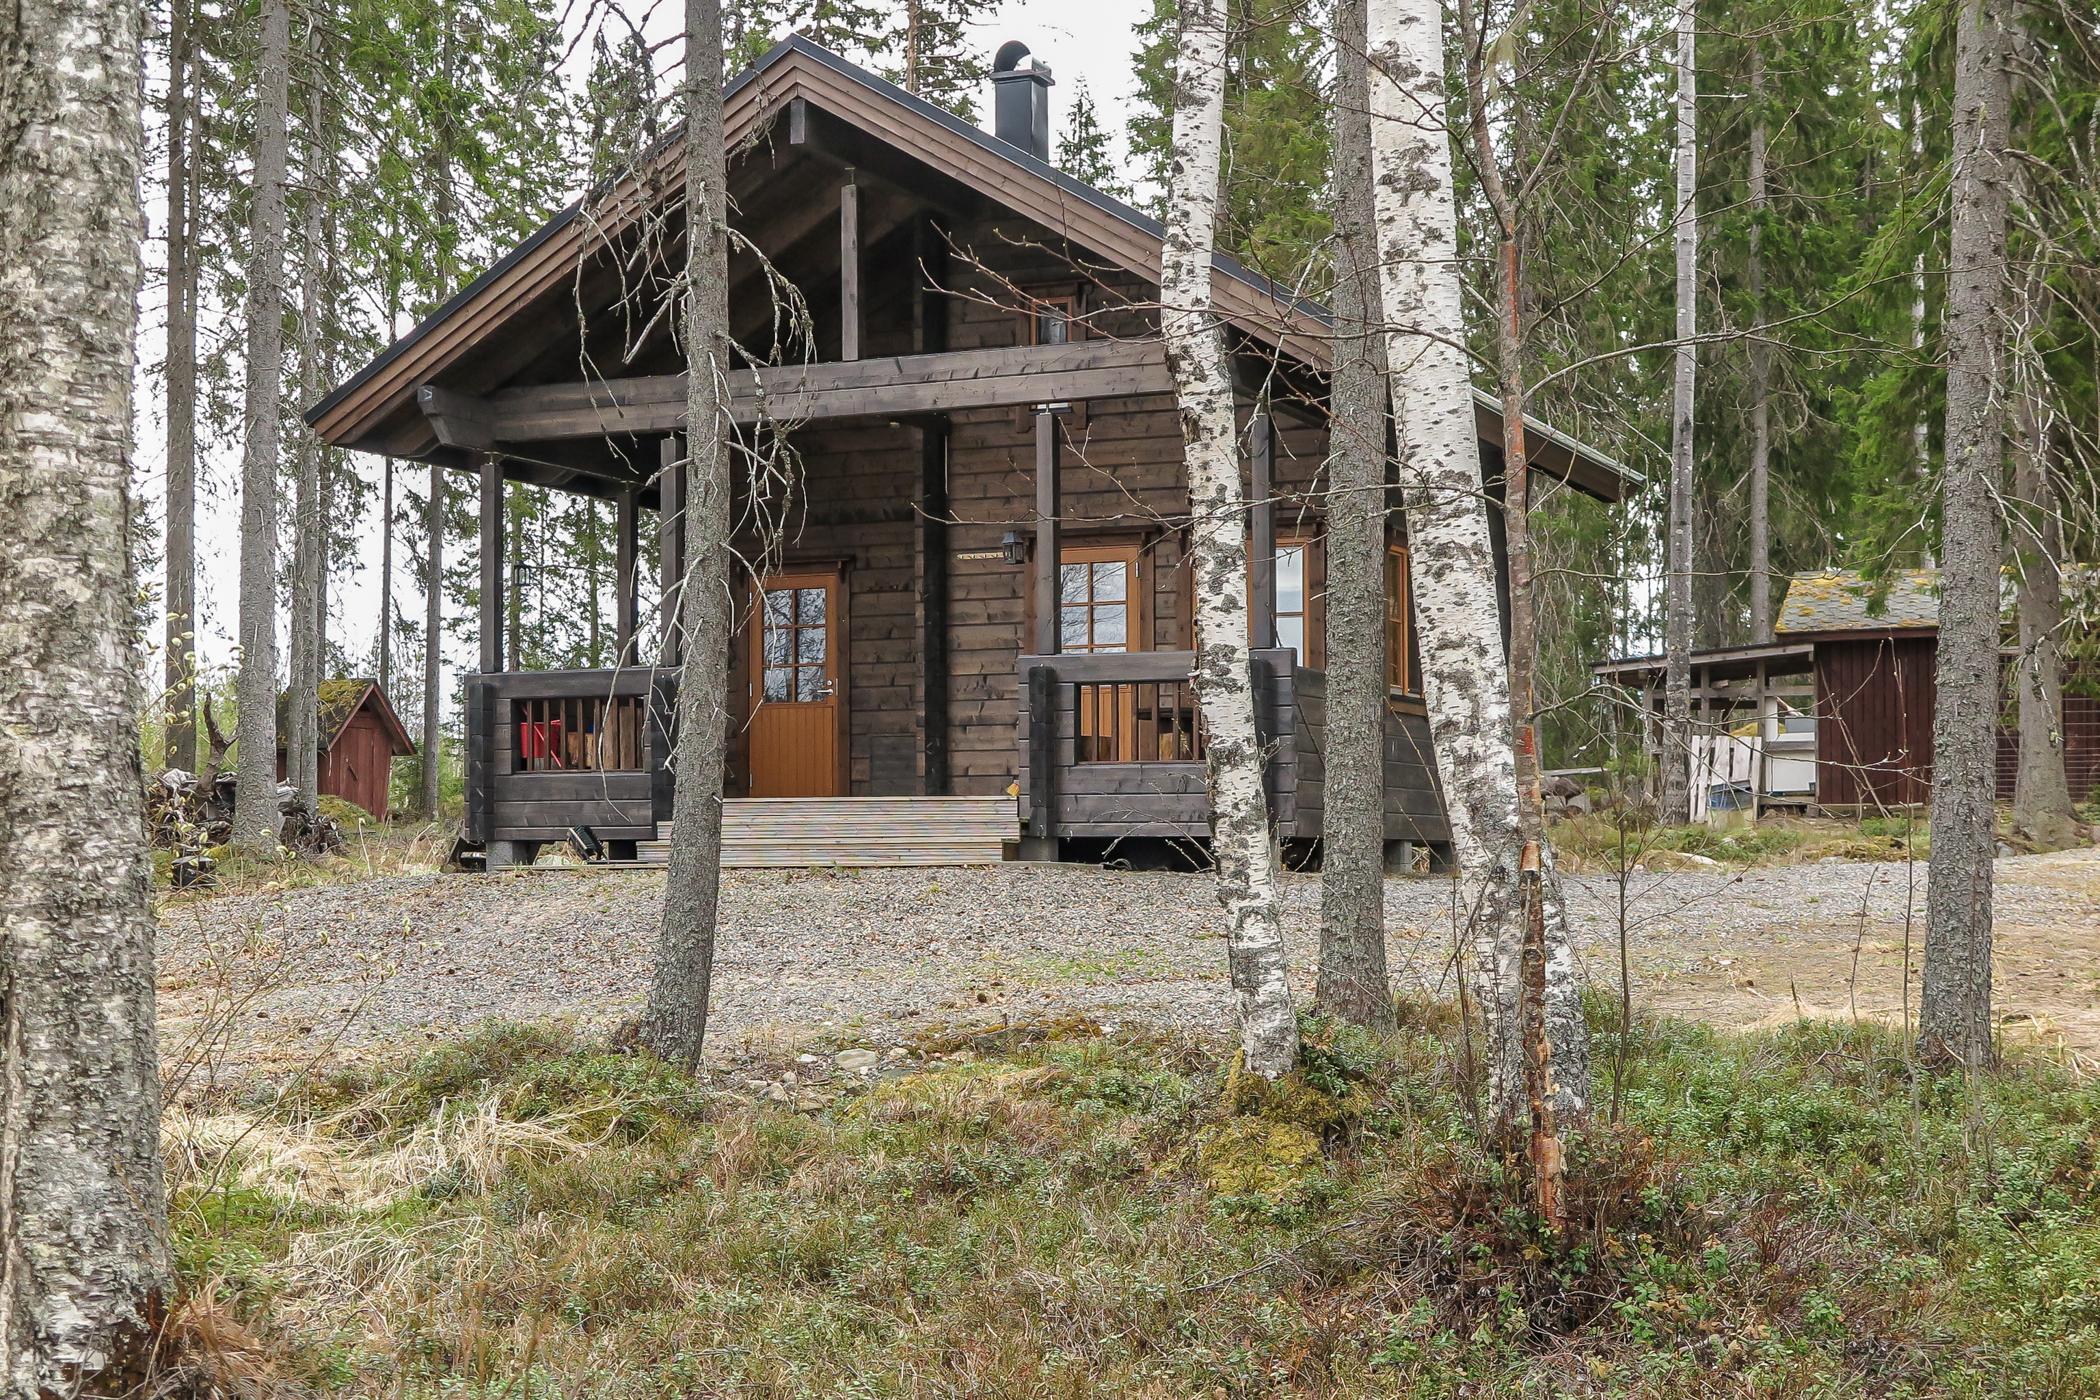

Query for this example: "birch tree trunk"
[1453,0,1589,1147]
[1365,0,1530,1119]
[164,0,200,772]
[233,0,293,853]
[0,0,171,1386]
[1315,0,1396,1035]
[1746,38,1773,644]
[642,0,734,1070]
[1919,0,2011,1071]
[1160,0,1300,1081]
[1661,0,1697,823]
[288,76,327,819]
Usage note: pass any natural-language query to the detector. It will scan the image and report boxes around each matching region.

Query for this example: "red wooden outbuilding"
[277,679,417,818]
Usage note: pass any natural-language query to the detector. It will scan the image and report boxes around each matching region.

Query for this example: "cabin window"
[512,695,646,773]
[1058,544,1135,653]
[1274,541,1309,663]
[1386,544,1419,695]
[1029,294,1078,347]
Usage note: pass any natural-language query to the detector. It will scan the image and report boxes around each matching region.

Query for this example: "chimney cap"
[991,40,1052,84]
[992,40,1032,73]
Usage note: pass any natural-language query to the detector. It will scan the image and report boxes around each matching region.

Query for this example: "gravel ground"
[156,845,2100,1091]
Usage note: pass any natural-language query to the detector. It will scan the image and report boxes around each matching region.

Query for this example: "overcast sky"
[141,3,1144,718]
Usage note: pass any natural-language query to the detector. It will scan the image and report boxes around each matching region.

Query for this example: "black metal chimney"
[990,40,1053,161]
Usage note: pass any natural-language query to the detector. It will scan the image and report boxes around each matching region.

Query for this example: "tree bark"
[233,0,293,853]
[1746,37,1773,644]
[2009,379,2074,844]
[1160,0,1300,1081]
[642,0,734,1070]
[1661,0,1697,824]
[378,454,394,696]
[1453,0,1590,1146]
[0,0,170,1386]
[164,0,199,772]
[1315,0,1396,1035]
[287,65,327,819]
[421,465,444,819]
[1366,0,1531,1118]
[1919,0,2011,1070]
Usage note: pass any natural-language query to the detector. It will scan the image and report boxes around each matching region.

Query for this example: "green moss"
[1195,1116,1321,1198]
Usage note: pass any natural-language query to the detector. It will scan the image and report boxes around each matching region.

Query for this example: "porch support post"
[1249,408,1276,650]
[478,452,504,675]
[615,485,638,665]
[839,169,861,362]
[916,419,950,793]
[1032,407,1061,656]
[658,433,685,668]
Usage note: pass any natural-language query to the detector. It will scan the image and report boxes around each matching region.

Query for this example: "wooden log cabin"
[306,36,1633,869]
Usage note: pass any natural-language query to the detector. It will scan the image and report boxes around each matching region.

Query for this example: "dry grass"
[155,820,459,908]
[160,1015,2100,1398]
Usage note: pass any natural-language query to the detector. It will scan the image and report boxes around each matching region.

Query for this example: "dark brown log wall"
[1813,635,1937,809]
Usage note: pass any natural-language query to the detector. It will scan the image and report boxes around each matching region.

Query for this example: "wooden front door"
[747,568,845,797]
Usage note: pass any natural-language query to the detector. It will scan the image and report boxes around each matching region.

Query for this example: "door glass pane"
[798,627,825,664]
[763,667,791,701]
[1093,605,1127,649]
[797,587,826,625]
[763,621,790,666]
[1278,615,1304,662]
[1092,561,1126,602]
[797,665,825,699]
[1061,606,1090,649]
[764,590,793,626]
[1059,563,1087,603]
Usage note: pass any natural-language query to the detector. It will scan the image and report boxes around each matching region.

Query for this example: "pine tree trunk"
[233,0,294,853]
[288,86,326,819]
[378,455,394,695]
[1366,0,1535,1121]
[422,465,444,819]
[1746,39,1773,644]
[1919,0,2011,1070]
[2009,382,2074,845]
[1160,0,1300,1081]
[1661,0,1697,824]
[164,0,200,772]
[642,0,734,1070]
[1314,0,1396,1034]
[0,0,170,1384]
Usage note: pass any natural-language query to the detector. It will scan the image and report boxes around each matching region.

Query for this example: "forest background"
[139,0,2100,793]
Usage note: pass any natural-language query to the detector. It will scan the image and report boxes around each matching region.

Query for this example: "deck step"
[637,797,1014,868]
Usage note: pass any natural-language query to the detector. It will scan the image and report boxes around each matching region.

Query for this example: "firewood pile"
[149,701,345,885]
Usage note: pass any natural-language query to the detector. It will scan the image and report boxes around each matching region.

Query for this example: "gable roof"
[308,35,1633,499]
[1776,569,1942,637]
[277,679,417,757]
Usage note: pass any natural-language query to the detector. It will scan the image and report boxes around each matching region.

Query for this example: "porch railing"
[464,667,677,846]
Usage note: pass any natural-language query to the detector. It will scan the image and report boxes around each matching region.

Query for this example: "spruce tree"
[1058,78,1128,197]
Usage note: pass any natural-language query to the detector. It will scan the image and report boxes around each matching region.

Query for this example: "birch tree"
[233,0,294,853]
[1919,0,2012,1070]
[0,0,171,1384]
[1315,0,1396,1034]
[1365,0,1555,1136]
[1660,0,1697,823]
[1451,0,1595,1139]
[1160,0,1300,1081]
[641,0,735,1069]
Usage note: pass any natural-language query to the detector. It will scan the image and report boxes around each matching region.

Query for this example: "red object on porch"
[518,718,564,764]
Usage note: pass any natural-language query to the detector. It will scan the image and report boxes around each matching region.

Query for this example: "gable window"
[1029,293,1078,347]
